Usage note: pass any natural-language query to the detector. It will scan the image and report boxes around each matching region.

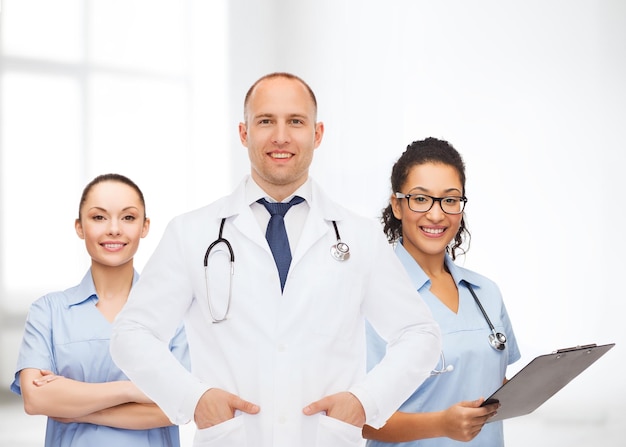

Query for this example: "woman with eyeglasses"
[363,138,520,446]
[10,174,189,447]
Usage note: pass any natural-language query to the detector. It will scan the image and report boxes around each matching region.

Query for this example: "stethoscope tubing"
[204,218,234,265]
[462,279,507,351]
[204,218,234,323]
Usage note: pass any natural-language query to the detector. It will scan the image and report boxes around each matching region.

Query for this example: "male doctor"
[111,72,441,447]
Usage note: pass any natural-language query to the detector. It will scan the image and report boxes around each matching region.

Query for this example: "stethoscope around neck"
[203,217,350,323]
[430,280,507,376]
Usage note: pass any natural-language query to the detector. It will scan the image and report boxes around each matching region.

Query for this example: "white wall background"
[1,1,625,445]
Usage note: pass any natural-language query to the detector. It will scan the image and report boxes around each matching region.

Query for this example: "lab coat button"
[278,415,287,424]
[277,343,287,352]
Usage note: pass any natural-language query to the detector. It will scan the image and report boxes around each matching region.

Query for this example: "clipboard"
[482,342,615,422]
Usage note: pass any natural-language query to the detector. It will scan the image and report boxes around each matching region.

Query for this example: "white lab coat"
[111,177,441,447]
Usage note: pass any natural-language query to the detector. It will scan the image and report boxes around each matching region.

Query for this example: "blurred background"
[1,1,624,445]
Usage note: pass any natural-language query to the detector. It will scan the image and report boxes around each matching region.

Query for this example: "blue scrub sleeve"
[10,298,56,395]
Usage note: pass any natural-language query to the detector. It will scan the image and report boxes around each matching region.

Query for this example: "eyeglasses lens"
[408,195,465,214]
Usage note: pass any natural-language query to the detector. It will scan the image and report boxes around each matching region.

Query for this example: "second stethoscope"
[204,218,350,323]
[430,351,455,376]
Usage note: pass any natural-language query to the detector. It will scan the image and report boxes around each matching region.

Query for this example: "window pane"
[1,0,83,62]
[89,0,187,74]
[1,73,84,313]
[89,74,190,266]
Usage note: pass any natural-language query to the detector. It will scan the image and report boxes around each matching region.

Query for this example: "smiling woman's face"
[391,162,464,263]
[75,180,149,268]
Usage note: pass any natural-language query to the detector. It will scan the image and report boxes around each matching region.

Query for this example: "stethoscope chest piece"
[489,332,507,351]
[331,241,350,261]
[330,221,350,261]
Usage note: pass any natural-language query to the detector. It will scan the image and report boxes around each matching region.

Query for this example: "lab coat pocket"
[193,416,247,447]
[316,414,364,447]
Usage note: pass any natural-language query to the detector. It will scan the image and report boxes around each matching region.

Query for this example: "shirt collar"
[394,240,482,290]
[444,256,486,289]
[394,242,431,290]
[245,176,313,204]
[68,268,139,307]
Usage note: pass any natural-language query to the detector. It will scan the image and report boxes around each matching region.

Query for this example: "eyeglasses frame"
[394,192,468,215]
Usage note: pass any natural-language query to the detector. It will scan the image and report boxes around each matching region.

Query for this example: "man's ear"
[238,122,248,146]
[313,121,324,148]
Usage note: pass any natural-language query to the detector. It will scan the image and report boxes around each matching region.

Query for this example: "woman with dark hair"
[363,138,520,447]
[11,173,189,447]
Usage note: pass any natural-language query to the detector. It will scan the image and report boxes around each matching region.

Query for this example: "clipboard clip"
[554,343,597,354]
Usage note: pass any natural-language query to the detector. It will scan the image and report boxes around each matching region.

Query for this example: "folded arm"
[19,368,152,419]
[53,403,173,429]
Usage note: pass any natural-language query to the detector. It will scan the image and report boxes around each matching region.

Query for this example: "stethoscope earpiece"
[430,351,455,376]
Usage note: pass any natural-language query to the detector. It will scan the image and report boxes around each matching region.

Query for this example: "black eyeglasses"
[394,192,467,215]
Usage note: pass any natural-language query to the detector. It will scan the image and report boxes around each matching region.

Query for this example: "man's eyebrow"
[252,112,310,121]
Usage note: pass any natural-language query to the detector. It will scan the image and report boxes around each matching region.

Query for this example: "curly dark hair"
[382,137,471,260]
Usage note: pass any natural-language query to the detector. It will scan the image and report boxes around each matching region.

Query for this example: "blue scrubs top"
[366,244,520,447]
[11,269,190,447]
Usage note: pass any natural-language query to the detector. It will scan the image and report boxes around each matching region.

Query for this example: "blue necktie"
[257,196,304,292]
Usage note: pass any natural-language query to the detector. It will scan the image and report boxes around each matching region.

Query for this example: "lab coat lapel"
[233,209,269,253]
[291,181,346,267]
[218,179,270,254]
[292,209,328,267]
